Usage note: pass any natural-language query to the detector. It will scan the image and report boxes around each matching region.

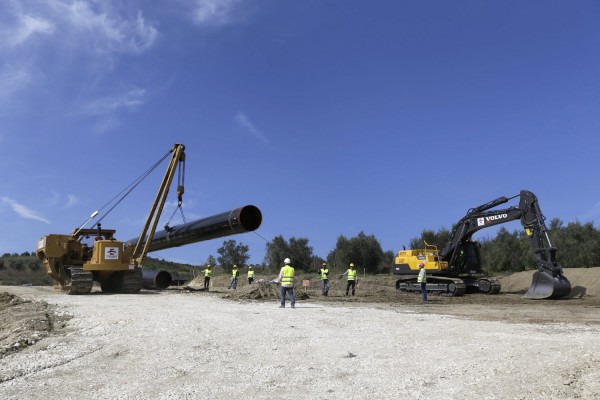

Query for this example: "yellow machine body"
[394,248,448,274]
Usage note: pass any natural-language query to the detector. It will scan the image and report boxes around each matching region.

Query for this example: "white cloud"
[0,1,158,117]
[82,86,146,116]
[0,65,34,106]
[190,0,241,27]
[57,2,158,55]
[1,1,157,55]
[235,112,269,143]
[1,13,55,47]
[2,196,51,224]
[65,194,80,208]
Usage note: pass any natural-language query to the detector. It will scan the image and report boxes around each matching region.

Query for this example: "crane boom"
[131,143,186,267]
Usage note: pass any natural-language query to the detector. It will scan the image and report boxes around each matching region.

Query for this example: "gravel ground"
[1,285,599,400]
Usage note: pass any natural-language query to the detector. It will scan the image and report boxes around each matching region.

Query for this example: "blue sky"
[1,0,599,266]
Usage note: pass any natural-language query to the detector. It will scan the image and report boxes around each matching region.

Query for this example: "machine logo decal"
[105,247,119,260]
[478,214,508,226]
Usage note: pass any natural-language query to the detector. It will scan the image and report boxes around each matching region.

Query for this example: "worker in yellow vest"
[203,264,212,290]
[339,262,358,296]
[228,265,239,290]
[319,262,330,296]
[247,266,255,285]
[272,258,295,308]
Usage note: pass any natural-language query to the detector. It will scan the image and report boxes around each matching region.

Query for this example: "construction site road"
[1,284,600,400]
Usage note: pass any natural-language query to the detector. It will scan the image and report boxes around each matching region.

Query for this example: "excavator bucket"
[524,270,571,299]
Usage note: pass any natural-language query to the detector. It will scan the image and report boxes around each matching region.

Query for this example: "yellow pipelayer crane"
[36,144,262,294]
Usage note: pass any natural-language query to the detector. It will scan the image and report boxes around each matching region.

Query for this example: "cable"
[89,150,172,229]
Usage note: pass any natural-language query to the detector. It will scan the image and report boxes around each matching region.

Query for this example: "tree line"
[213,219,600,274]
[3,218,599,279]
[405,218,599,273]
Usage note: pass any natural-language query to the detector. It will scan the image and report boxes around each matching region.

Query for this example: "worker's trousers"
[228,277,237,290]
[204,277,210,290]
[280,286,295,307]
[420,282,427,302]
[346,280,356,296]
[321,279,330,296]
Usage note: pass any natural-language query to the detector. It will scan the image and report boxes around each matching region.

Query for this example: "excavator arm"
[440,190,570,299]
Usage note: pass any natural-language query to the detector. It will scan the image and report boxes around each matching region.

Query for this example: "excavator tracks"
[462,277,502,294]
[395,276,467,296]
[395,275,502,297]
[63,266,93,295]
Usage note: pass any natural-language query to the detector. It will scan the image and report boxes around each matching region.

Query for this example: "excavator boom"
[393,190,571,299]
[441,190,570,299]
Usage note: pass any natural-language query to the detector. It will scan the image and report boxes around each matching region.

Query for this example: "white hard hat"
[284,258,290,264]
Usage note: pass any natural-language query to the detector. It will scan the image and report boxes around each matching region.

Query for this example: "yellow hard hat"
[349,263,354,267]
[233,264,237,268]
[322,262,327,266]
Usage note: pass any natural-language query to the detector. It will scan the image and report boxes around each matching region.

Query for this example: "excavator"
[392,190,571,299]
[36,144,262,294]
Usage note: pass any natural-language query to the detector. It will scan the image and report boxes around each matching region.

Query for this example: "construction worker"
[203,264,212,290]
[319,262,330,296]
[339,262,358,296]
[272,257,295,308]
[247,266,255,285]
[228,264,239,290]
[418,262,427,302]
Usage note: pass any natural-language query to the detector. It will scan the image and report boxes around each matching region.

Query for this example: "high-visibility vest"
[418,268,427,283]
[248,270,255,278]
[320,268,329,280]
[232,269,239,278]
[204,269,212,277]
[281,265,294,286]
[347,269,357,281]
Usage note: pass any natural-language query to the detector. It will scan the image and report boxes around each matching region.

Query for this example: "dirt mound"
[0,292,69,358]
[223,281,291,301]
[499,267,600,298]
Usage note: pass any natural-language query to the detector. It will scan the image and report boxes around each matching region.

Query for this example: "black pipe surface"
[142,269,173,290]
[126,205,262,253]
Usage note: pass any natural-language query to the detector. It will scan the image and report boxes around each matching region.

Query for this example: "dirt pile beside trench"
[0,292,69,358]
[499,267,600,298]
[182,276,283,300]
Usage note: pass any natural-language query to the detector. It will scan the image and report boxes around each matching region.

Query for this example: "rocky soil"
[1,267,599,399]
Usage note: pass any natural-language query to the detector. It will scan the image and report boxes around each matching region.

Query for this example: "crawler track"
[100,270,143,294]
[395,276,467,296]
[64,267,93,295]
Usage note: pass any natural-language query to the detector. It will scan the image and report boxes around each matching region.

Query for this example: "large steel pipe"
[126,205,262,253]
[142,269,173,290]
